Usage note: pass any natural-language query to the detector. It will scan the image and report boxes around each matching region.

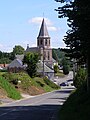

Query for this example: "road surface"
[0,87,74,120]
[0,72,74,120]
[53,71,73,85]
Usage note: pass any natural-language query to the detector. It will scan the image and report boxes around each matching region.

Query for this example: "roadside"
[0,71,73,105]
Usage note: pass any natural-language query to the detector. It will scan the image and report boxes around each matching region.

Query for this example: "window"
[49,40,50,45]
[45,39,47,45]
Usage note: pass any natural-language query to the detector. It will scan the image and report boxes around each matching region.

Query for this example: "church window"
[49,40,50,45]
[45,39,47,45]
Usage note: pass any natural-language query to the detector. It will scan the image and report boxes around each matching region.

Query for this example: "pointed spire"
[38,18,49,38]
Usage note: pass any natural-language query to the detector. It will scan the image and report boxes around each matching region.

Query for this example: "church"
[8,18,57,79]
[26,18,52,65]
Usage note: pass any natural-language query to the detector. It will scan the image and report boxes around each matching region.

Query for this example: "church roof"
[38,18,49,38]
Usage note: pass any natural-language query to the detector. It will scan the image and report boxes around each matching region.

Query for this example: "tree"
[52,49,58,62]
[74,67,87,88]
[55,0,90,90]
[54,65,58,73]
[23,52,39,78]
[62,57,70,75]
[0,58,11,64]
[0,51,13,64]
[13,45,25,55]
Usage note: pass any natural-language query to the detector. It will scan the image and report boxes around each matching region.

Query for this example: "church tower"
[37,18,52,62]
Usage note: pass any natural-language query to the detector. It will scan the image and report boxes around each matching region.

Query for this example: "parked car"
[60,82,69,87]
[67,79,74,86]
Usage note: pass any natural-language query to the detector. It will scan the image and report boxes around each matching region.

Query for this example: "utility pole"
[43,46,45,78]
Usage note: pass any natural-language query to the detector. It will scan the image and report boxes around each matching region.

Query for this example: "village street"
[53,71,73,86]
[0,71,74,120]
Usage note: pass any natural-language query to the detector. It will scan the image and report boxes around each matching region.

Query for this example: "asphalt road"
[0,87,74,120]
[0,71,74,120]
[53,71,73,85]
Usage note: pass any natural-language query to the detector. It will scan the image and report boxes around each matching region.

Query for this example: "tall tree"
[55,0,90,89]
[23,52,39,78]
[52,49,58,62]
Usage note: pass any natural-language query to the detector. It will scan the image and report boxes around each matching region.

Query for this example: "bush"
[54,65,59,73]
[44,77,60,89]
[63,65,69,75]
[74,67,87,88]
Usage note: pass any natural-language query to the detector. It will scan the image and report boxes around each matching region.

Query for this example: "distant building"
[8,18,56,78]
[8,59,25,72]
[26,18,52,64]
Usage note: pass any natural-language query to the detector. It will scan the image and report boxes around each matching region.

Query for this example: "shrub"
[54,65,58,73]
[63,65,69,75]
[74,67,87,88]
[44,77,60,89]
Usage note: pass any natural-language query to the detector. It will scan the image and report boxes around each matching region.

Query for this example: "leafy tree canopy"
[13,45,25,55]
[23,52,39,78]
[55,0,90,64]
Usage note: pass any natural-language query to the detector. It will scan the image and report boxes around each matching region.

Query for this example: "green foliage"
[52,48,65,65]
[0,51,14,64]
[74,68,87,88]
[55,71,65,77]
[0,76,21,100]
[3,72,33,89]
[2,72,60,95]
[23,52,39,78]
[55,0,90,63]
[44,77,60,89]
[54,65,58,73]
[63,64,69,75]
[58,83,90,120]
[13,45,25,55]
[0,57,11,64]
[52,49,58,61]
[62,57,70,75]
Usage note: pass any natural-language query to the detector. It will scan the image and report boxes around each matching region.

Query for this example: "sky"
[0,0,68,52]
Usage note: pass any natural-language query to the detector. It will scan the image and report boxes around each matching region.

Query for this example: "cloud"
[28,17,57,31]
[48,26,57,31]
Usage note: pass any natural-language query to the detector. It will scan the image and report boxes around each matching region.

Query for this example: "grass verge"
[2,72,60,96]
[0,76,21,100]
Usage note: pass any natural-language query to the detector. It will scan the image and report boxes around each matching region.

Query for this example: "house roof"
[8,59,23,68]
[38,18,50,38]
[37,61,54,73]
